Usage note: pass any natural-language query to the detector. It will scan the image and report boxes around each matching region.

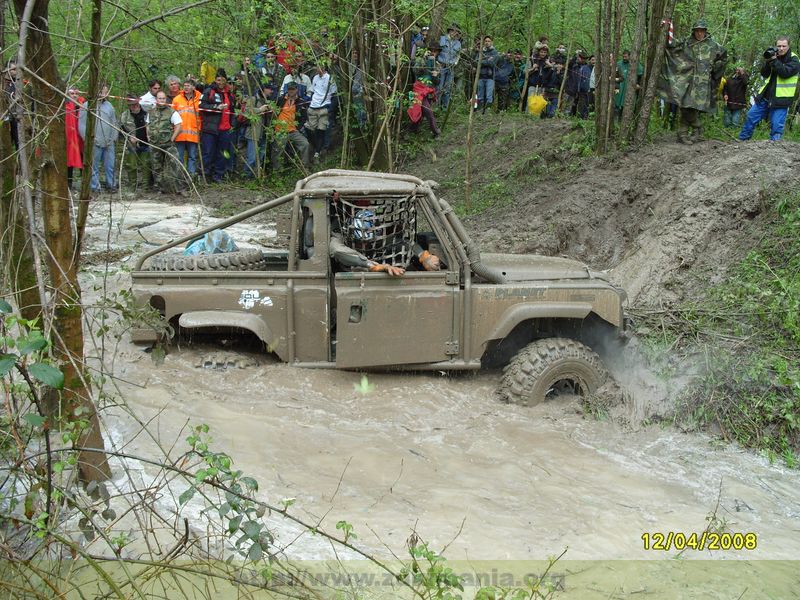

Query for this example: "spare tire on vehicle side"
[145,249,267,272]
[496,337,608,407]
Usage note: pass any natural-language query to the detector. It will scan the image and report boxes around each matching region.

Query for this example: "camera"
[764,47,777,60]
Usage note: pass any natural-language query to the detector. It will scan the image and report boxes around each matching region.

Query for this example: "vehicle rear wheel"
[495,338,608,407]
[145,249,267,272]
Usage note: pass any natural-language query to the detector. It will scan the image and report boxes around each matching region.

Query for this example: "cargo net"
[335,195,417,266]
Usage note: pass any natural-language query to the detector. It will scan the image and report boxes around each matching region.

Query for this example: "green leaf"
[28,363,64,389]
[228,514,242,534]
[248,542,263,561]
[24,413,46,428]
[179,486,196,505]
[241,476,258,492]
[0,354,17,377]
[242,520,262,541]
[151,345,166,366]
[353,375,375,395]
[0,299,12,313]
[18,336,47,355]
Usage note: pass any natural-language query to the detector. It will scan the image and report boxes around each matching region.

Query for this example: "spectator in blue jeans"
[243,83,274,178]
[475,36,498,113]
[739,36,799,141]
[436,23,462,110]
[199,72,236,182]
[172,78,200,177]
[78,83,118,192]
[722,68,748,128]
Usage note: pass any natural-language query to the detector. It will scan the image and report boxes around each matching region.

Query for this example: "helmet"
[351,209,375,240]
[692,19,708,30]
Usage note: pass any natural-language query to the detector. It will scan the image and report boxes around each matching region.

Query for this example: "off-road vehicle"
[131,170,628,405]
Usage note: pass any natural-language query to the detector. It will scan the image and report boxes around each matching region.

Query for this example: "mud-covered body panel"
[479,253,599,281]
[131,170,627,370]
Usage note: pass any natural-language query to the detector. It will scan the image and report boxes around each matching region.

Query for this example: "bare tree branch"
[68,0,216,78]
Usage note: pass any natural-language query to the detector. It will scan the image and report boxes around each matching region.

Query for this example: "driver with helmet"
[328,192,441,276]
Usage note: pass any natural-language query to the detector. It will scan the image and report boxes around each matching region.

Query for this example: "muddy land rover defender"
[131,170,628,405]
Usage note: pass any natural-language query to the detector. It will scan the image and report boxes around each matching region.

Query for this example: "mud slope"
[405,118,800,307]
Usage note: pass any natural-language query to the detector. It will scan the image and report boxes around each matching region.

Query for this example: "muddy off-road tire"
[145,249,266,272]
[496,338,608,407]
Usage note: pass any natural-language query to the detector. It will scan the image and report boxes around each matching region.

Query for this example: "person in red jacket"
[199,69,236,182]
[407,76,440,137]
[65,86,84,189]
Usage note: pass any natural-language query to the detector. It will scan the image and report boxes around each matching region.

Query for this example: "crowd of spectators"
[18,40,343,193]
[1,25,797,194]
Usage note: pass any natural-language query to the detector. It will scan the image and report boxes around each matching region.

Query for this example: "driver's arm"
[330,233,405,276]
[412,243,442,271]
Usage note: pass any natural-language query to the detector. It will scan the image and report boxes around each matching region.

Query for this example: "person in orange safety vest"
[171,77,201,177]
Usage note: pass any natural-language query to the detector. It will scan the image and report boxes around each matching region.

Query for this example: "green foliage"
[1,313,64,390]
[638,190,800,463]
[182,424,273,562]
[353,374,375,395]
[558,119,597,157]
[335,519,357,542]
[399,539,564,599]
[400,541,464,600]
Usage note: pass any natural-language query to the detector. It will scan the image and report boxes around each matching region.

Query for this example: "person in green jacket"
[658,19,727,144]
[614,50,643,118]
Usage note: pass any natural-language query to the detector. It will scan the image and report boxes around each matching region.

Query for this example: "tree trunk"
[15,0,110,483]
[519,0,537,112]
[361,0,394,171]
[633,0,678,143]
[465,44,483,212]
[618,0,648,143]
[74,0,101,250]
[0,0,39,322]
[613,0,630,59]
[428,0,448,48]
[595,0,615,153]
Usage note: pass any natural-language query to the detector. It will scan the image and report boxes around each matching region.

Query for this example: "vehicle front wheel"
[495,338,608,407]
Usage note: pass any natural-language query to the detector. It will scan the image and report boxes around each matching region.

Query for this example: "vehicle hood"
[479,253,608,282]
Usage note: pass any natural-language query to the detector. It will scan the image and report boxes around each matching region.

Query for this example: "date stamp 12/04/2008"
[641,532,758,552]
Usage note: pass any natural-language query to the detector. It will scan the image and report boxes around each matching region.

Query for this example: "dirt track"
[407,119,800,307]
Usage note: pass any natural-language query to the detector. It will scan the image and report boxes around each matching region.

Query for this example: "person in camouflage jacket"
[658,19,727,144]
[147,91,183,193]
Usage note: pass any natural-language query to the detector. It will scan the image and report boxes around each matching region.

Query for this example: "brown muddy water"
[81,196,800,577]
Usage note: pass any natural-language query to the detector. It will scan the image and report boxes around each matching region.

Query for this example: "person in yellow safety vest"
[172,77,201,177]
[739,36,800,141]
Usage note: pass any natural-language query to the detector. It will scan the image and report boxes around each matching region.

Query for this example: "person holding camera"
[738,37,799,141]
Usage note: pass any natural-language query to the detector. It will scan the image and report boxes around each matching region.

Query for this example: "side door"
[334,270,457,367]
[290,197,333,363]
[333,197,460,368]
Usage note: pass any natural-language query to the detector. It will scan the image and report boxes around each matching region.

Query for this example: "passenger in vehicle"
[327,192,441,276]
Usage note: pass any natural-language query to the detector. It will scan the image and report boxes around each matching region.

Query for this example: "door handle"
[349,304,363,323]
